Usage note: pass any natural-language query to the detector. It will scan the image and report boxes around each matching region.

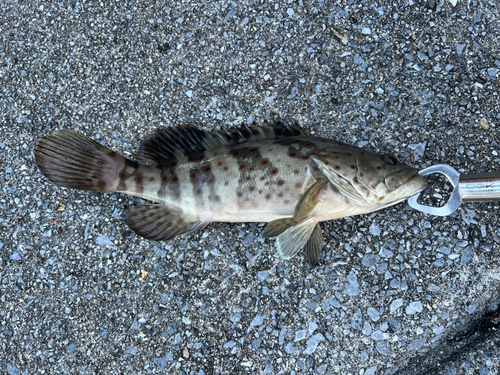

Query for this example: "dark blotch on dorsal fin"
[136,120,308,165]
[137,126,207,165]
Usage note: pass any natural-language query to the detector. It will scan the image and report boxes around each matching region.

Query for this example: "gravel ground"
[1,0,500,374]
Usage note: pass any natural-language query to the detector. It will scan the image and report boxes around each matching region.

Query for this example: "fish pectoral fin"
[127,204,207,241]
[293,178,327,221]
[304,223,323,266]
[275,219,318,260]
[262,217,297,238]
[263,177,326,239]
[311,155,368,207]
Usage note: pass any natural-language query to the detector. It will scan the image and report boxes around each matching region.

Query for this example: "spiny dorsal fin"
[136,120,307,165]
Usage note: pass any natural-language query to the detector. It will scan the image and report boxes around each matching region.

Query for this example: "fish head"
[354,152,427,205]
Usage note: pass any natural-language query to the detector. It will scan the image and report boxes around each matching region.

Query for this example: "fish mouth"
[401,171,428,195]
[385,169,428,195]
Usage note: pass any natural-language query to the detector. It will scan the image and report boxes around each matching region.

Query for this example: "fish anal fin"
[293,178,327,221]
[304,223,323,266]
[275,219,317,260]
[127,204,207,241]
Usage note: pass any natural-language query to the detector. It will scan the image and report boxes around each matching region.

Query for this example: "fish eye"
[382,154,398,165]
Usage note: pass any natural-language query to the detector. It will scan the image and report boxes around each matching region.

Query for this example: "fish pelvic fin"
[35,130,128,192]
[304,223,323,266]
[127,204,208,241]
[274,218,318,261]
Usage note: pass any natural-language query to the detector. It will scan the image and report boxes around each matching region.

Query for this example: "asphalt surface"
[1,0,500,374]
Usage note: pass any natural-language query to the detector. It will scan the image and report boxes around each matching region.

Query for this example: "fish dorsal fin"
[136,121,307,165]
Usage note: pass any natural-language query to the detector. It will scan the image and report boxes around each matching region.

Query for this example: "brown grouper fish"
[34,122,427,265]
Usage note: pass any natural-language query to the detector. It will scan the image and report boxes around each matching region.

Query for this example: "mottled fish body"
[34,122,427,265]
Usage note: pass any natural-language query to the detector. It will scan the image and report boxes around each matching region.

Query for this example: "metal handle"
[408,165,500,216]
[459,172,500,202]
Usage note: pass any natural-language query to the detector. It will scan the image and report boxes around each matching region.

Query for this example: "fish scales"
[34,122,427,265]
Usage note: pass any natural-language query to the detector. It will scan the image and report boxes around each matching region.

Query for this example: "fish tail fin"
[34,129,128,192]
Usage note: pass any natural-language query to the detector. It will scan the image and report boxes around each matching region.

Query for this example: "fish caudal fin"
[35,130,126,192]
[127,204,208,241]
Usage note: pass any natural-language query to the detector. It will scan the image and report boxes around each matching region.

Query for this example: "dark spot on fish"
[295,182,302,189]
[266,194,271,199]
[347,153,352,156]
[149,177,155,181]
[260,176,265,180]
[284,200,290,204]
[262,160,268,165]
[325,161,329,165]
[224,181,229,185]
[173,176,178,182]
[218,162,222,166]
[361,152,365,155]
[293,169,299,174]
[295,140,300,143]
[306,143,312,146]
[246,176,251,180]
[277,180,285,186]
[359,173,363,177]
[196,188,202,195]
[334,156,339,159]
[379,196,385,200]
[233,152,239,156]
[239,165,245,169]
[250,148,256,152]
[334,166,340,170]
[125,159,139,168]
[289,152,296,157]
[209,194,221,203]
[271,169,278,174]
[268,149,273,152]
[237,192,243,197]
[135,176,142,184]
[249,186,255,191]
[224,167,228,170]
[119,172,126,180]
[191,173,196,178]
[162,176,167,181]
[249,167,254,171]
[258,190,262,194]
[303,156,308,159]
[277,192,283,198]
[205,166,211,172]
[377,166,381,170]
[214,152,218,156]
[350,165,355,169]
[277,158,281,162]
[332,151,337,154]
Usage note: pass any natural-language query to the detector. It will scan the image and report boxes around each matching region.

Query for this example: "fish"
[34,121,427,265]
